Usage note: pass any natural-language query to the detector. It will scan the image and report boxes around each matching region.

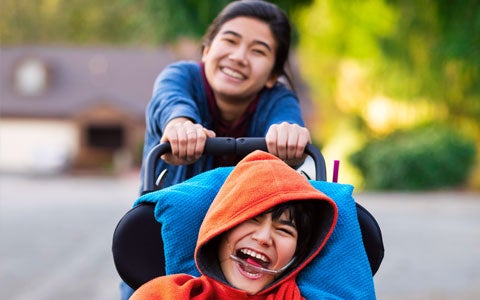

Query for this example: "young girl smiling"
[140,0,311,189]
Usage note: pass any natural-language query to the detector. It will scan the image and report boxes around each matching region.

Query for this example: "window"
[14,58,48,96]
[86,125,124,149]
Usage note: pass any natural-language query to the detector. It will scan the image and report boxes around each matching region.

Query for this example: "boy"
[131,150,338,299]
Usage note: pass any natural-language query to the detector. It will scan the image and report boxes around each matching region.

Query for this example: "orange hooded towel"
[131,150,338,299]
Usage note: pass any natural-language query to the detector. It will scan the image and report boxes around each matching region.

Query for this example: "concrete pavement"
[0,174,136,300]
[1,174,479,299]
[355,191,480,300]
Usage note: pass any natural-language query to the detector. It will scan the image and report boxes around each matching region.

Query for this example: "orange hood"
[195,150,338,294]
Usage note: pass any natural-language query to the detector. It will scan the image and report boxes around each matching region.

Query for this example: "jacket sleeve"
[145,62,204,140]
[139,62,206,192]
[250,84,305,136]
[130,274,214,300]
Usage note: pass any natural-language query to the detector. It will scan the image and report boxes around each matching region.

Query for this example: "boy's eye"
[250,216,262,223]
[277,226,296,237]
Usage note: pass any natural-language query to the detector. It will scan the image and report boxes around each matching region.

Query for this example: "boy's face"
[218,210,298,294]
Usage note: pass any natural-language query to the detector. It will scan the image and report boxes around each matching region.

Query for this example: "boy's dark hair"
[202,0,293,86]
[267,201,317,267]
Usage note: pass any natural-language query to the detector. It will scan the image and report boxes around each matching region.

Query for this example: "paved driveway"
[356,191,480,300]
[1,174,479,299]
[0,174,137,300]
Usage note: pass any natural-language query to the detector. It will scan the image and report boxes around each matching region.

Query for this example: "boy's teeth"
[240,249,268,263]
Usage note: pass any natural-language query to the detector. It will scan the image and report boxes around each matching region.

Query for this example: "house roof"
[0,47,177,119]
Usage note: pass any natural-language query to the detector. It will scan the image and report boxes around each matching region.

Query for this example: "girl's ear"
[201,45,210,62]
[265,73,279,88]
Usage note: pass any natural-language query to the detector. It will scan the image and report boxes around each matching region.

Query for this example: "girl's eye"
[223,38,236,45]
[252,49,266,56]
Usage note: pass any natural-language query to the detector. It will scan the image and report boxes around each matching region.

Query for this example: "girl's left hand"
[265,122,311,166]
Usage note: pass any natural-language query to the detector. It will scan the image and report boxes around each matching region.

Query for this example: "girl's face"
[218,211,298,294]
[202,17,278,105]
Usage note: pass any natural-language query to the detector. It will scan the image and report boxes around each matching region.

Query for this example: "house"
[0,46,176,174]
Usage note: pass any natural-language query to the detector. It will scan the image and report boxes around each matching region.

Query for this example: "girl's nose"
[228,45,248,65]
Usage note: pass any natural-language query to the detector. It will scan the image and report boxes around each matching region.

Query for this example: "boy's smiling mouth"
[230,251,296,277]
[237,248,271,269]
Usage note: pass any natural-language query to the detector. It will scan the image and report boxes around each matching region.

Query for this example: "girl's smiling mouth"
[221,67,246,80]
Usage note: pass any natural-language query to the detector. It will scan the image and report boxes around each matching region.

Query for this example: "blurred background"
[1,0,479,299]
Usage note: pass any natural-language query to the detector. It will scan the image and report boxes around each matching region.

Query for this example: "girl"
[141,0,311,189]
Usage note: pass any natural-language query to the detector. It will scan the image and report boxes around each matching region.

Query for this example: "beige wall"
[0,119,78,174]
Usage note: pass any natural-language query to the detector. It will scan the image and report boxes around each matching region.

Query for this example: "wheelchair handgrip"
[144,137,326,191]
[202,137,237,155]
[235,137,268,156]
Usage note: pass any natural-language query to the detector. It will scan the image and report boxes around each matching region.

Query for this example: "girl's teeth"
[223,68,243,79]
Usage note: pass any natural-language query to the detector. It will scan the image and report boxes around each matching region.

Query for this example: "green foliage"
[138,0,312,43]
[296,1,480,187]
[0,0,312,45]
[0,0,148,45]
[138,0,231,43]
[297,0,479,109]
[295,0,401,140]
[350,124,477,190]
[378,0,480,119]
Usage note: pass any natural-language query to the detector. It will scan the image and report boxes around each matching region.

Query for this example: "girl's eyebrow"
[221,30,273,52]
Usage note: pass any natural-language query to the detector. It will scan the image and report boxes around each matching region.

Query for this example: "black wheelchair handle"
[144,137,326,191]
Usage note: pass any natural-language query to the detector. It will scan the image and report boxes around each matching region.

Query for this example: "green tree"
[126,0,312,44]
[0,0,312,45]
[295,0,479,188]
[378,0,480,128]
[297,0,479,139]
[0,0,149,45]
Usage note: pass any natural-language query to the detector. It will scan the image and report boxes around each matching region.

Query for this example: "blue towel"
[134,167,376,299]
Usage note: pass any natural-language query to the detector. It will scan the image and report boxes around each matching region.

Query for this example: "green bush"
[350,125,477,190]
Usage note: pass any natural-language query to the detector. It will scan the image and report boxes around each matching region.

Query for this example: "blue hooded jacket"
[140,61,305,190]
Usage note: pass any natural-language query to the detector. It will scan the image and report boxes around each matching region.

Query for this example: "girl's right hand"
[160,118,216,165]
